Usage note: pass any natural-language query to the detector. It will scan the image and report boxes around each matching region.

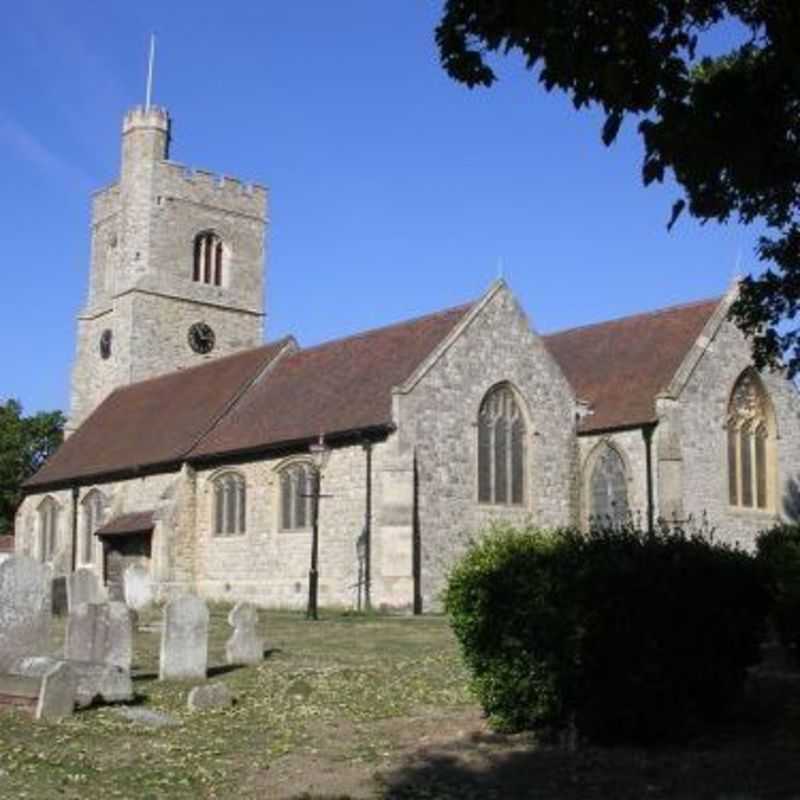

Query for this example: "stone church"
[15,105,800,611]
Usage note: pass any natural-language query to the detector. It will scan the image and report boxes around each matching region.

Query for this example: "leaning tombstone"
[0,556,52,670]
[159,595,209,681]
[66,568,106,611]
[65,602,110,663]
[106,602,134,671]
[225,602,264,666]
[36,662,76,721]
[123,564,154,611]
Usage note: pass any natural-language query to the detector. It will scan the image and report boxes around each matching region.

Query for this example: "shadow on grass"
[377,671,800,800]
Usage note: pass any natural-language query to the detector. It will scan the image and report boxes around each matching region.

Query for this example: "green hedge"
[445,524,769,744]
[756,525,800,661]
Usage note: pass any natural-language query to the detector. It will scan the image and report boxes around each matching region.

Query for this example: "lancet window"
[193,231,224,286]
[38,496,60,563]
[279,463,314,531]
[213,472,247,535]
[81,489,105,564]
[588,443,628,525]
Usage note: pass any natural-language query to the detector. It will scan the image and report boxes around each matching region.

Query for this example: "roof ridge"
[106,337,293,395]
[543,296,722,339]
[290,300,476,357]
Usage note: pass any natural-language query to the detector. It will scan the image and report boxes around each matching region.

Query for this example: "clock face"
[188,322,216,354]
[99,329,112,360]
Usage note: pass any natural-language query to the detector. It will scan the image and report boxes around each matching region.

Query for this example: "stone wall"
[674,317,800,549]
[395,284,578,610]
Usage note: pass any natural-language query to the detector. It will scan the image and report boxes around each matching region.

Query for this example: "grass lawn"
[0,606,799,799]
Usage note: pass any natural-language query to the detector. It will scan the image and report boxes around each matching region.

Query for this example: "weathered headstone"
[65,603,110,662]
[159,595,209,681]
[0,556,52,669]
[123,564,154,611]
[187,682,233,711]
[51,576,68,616]
[66,568,105,611]
[9,655,133,707]
[36,662,76,721]
[225,602,264,666]
[106,602,134,671]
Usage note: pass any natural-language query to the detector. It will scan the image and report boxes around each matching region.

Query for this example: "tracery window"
[478,385,526,505]
[38,496,60,563]
[193,231,224,286]
[81,489,105,564]
[589,443,628,525]
[727,369,774,511]
[279,463,314,531]
[213,472,246,535]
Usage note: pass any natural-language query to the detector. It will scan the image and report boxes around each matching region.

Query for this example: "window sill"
[726,506,779,520]
[279,528,312,534]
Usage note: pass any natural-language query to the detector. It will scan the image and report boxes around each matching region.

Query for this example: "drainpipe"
[70,485,79,572]
[642,425,655,534]
[363,441,372,611]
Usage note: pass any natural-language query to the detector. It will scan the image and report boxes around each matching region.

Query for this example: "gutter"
[70,485,79,572]
[642,423,656,534]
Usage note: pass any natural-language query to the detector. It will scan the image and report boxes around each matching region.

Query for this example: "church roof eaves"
[543,296,723,433]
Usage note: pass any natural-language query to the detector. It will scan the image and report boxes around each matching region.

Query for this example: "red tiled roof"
[96,510,155,537]
[543,297,721,433]
[0,535,14,553]
[190,303,473,458]
[25,303,472,488]
[25,340,291,488]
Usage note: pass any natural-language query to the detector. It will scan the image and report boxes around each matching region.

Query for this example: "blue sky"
[2,2,758,414]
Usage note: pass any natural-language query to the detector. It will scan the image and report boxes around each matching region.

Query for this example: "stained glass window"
[589,445,627,524]
[477,385,526,505]
[213,473,246,535]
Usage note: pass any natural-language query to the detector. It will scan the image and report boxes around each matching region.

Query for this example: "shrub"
[445,523,770,744]
[756,525,800,661]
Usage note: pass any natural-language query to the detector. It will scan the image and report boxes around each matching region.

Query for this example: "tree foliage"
[0,400,65,534]
[436,1,800,375]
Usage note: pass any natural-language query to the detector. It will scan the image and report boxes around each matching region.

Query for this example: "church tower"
[67,106,267,434]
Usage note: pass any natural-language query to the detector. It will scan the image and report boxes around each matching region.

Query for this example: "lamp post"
[307,434,330,620]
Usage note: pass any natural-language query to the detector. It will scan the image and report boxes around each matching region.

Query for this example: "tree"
[436,1,800,375]
[0,400,65,534]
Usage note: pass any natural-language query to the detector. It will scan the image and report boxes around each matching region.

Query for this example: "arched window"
[81,489,105,564]
[212,472,246,535]
[589,443,628,525]
[193,231,224,286]
[727,369,775,510]
[279,462,314,531]
[38,496,61,563]
[477,385,526,505]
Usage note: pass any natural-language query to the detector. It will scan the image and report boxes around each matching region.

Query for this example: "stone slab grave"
[160,595,209,681]
[0,556,52,670]
[8,655,133,707]
[225,602,264,666]
[187,682,233,711]
[124,564,154,611]
[0,663,76,721]
[65,601,134,671]
[66,568,106,612]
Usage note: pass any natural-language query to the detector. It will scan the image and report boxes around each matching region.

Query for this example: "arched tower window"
[81,489,105,565]
[193,231,225,286]
[279,462,314,531]
[37,496,61,563]
[727,369,775,511]
[212,472,246,535]
[589,443,628,525]
[478,385,526,505]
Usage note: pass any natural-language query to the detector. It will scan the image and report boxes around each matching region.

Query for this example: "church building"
[15,105,800,611]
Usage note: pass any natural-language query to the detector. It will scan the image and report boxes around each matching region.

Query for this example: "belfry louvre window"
[280,463,314,531]
[193,232,224,286]
[213,473,246,535]
[727,369,774,511]
[38,497,60,563]
[478,385,526,505]
[81,490,105,564]
[589,444,628,524]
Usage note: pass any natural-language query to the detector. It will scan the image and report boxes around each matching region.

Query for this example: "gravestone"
[159,595,209,681]
[225,602,264,666]
[65,603,110,662]
[187,682,233,711]
[66,568,105,611]
[123,564,154,611]
[36,662,76,721]
[106,602,134,671]
[51,577,68,616]
[0,556,52,669]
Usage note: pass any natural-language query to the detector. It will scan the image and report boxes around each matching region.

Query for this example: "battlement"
[158,161,267,209]
[123,105,170,133]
